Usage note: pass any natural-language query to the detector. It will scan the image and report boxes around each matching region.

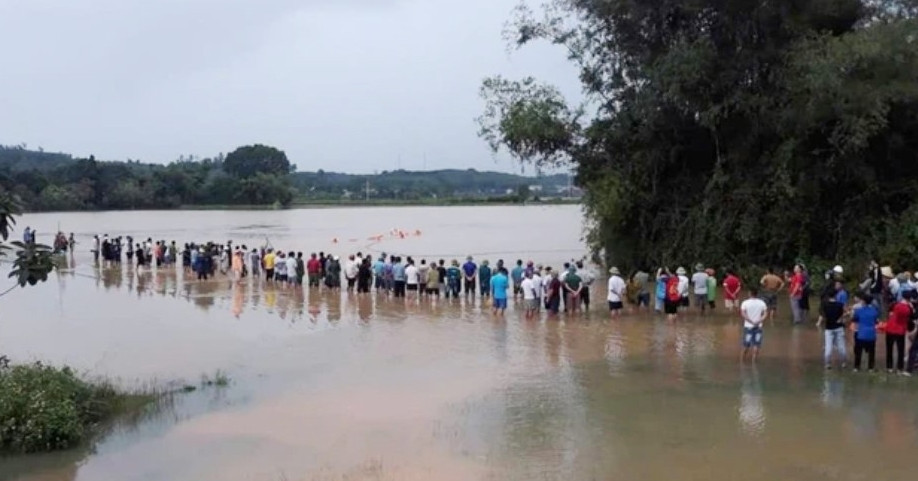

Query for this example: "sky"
[0,0,582,173]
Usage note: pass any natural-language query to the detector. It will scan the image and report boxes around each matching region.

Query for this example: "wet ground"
[2,206,917,481]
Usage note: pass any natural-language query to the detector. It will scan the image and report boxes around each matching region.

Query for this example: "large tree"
[223,144,293,179]
[479,0,918,271]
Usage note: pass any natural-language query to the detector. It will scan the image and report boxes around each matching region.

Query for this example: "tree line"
[0,144,572,211]
[0,144,295,210]
[479,0,918,271]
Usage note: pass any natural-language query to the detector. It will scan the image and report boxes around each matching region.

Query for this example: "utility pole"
[365,179,370,201]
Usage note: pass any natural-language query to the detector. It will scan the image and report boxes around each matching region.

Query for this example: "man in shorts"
[263,249,276,283]
[520,270,538,319]
[759,267,785,321]
[607,267,626,318]
[741,288,768,362]
[723,269,742,312]
[691,264,709,313]
[490,267,510,316]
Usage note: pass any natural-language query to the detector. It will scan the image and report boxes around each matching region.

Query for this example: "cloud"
[0,0,580,173]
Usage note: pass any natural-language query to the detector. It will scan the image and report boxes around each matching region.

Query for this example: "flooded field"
[1,205,917,481]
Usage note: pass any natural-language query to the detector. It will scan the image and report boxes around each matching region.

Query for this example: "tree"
[479,0,918,270]
[0,193,56,290]
[223,144,292,179]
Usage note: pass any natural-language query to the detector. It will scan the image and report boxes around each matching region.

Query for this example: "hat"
[334,255,340,261]
[609,267,621,275]
[881,266,894,278]
[832,265,843,274]
[694,263,704,272]
[676,267,687,275]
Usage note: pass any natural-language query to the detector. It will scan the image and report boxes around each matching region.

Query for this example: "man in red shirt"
[723,270,742,313]
[306,253,321,288]
[886,293,912,374]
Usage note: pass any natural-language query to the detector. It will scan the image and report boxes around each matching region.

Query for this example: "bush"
[0,362,123,453]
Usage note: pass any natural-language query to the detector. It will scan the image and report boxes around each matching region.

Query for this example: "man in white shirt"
[741,288,768,362]
[531,268,543,312]
[345,255,359,292]
[691,265,709,313]
[405,260,419,299]
[286,252,298,289]
[520,271,538,319]
[606,267,626,318]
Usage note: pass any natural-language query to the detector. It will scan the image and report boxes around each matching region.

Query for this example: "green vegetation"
[479,0,918,270]
[0,144,294,210]
[0,362,154,453]
[0,144,576,211]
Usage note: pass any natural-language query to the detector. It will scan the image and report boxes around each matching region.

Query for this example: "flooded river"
[1,205,917,481]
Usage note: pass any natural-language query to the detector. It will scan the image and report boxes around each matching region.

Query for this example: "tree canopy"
[479,0,918,270]
[223,144,293,179]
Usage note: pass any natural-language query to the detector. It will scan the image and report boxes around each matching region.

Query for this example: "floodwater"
[1,205,917,481]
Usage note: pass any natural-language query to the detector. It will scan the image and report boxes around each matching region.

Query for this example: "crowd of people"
[600,261,918,374]
[71,234,918,375]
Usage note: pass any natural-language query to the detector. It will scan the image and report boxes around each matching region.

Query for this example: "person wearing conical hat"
[676,267,690,311]
[607,267,626,318]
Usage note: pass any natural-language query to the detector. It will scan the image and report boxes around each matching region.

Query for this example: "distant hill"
[291,169,573,200]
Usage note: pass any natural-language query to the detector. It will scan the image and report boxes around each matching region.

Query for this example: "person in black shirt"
[817,292,847,370]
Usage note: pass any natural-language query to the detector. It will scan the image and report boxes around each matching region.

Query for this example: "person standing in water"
[759,268,784,322]
[479,260,492,299]
[607,267,626,318]
[817,290,847,370]
[512,260,525,300]
[691,264,709,314]
[462,256,477,298]
[741,288,767,362]
[520,271,538,319]
[491,267,510,316]
[851,293,879,372]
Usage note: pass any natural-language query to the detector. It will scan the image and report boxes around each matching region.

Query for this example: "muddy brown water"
[1,206,916,481]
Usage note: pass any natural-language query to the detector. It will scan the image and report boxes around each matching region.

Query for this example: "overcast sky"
[0,0,581,173]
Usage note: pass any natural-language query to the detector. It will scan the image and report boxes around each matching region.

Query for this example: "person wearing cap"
[607,267,626,318]
[462,256,478,298]
[676,267,690,311]
[691,264,709,314]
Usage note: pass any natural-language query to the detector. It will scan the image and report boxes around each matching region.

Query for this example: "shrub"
[0,362,122,453]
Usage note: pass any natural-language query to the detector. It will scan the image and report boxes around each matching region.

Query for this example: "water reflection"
[738,366,766,436]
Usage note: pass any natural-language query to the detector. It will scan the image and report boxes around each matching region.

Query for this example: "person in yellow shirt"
[263,249,276,282]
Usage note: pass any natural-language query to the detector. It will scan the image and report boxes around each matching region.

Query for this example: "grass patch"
[0,361,157,454]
